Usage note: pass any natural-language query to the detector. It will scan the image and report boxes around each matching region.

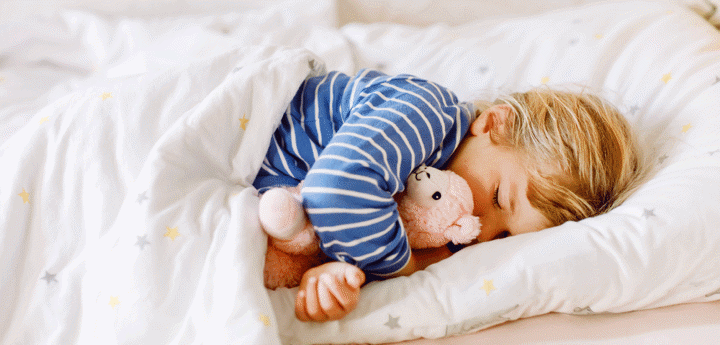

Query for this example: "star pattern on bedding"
[100,92,113,100]
[662,73,672,84]
[481,279,496,296]
[643,208,656,218]
[238,114,250,131]
[594,33,603,39]
[384,314,400,329]
[0,76,5,83]
[681,123,692,133]
[135,235,150,250]
[259,314,271,326]
[164,226,180,241]
[239,114,249,131]
[629,105,640,115]
[540,76,550,85]
[109,296,120,309]
[573,306,595,314]
[136,191,148,204]
[18,188,30,204]
[39,116,50,125]
[41,271,58,284]
[682,123,693,133]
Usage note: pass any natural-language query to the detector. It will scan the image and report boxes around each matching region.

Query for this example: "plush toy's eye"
[432,191,442,200]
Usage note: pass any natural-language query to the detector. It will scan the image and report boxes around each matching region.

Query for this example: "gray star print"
[643,209,655,218]
[384,314,400,329]
[573,306,595,314]
[41,271,58,284]
[135,235,150,250]
[137,191,148,204]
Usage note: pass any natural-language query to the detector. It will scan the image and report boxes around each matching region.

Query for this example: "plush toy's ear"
[445,215,481,244]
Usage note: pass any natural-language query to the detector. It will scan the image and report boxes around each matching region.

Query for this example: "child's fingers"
[294,290,310,322]
[318,275,345,320]
[344,267,365,289]
[303,277,328,321]
[322,274,354,311]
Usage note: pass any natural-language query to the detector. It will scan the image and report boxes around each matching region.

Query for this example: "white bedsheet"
[2,1,720,345]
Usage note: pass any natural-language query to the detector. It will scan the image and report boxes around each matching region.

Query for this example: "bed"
[1,0,719,344]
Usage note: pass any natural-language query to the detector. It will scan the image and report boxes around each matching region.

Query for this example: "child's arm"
[301,69,474,278]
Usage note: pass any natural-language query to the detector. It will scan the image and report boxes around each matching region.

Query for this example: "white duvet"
[1,45,324,344]
[2,1,720,345]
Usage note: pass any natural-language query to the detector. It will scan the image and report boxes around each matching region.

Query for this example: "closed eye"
[493,187,500,208]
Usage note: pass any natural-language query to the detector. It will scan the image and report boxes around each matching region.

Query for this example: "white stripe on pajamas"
[253,69,475,275]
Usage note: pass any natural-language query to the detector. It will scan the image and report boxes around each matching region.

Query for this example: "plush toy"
[258,165,481,289]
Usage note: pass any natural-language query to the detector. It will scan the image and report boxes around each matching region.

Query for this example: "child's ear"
[470,104,512,136]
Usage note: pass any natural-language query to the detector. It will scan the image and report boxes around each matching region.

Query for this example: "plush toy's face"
[399,165,480,248]
[405,165,451,209]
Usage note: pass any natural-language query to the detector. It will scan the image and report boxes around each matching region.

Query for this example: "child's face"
[446,105,552,243]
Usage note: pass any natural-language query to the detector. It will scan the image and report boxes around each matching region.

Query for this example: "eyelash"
[493,187,500,208]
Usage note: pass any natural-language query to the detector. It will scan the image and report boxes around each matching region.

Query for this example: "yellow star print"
[259,314,271,326]
[682,123,692,133]
[100,92,113,100]
[164,226,180,241]
[18,189,30,204]
[239,114,249,131]
[109,296,120,309]
[594,33,603,39]
[661,73,672,84]
[39,116,50,125]
[0,76,5,83]
[481,279,496,296]
[540,76,550,85]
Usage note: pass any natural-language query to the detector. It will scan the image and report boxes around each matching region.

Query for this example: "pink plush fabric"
[258,166,481,289]
[398,167,480,248]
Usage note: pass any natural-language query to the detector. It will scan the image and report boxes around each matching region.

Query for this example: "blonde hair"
[477,88,645,226]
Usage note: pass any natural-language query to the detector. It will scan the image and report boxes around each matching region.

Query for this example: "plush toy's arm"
[445,215,481,245]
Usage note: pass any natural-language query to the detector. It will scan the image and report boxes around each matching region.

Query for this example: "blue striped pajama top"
[253,69,475,276]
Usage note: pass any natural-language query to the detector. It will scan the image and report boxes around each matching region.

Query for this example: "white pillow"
[270,1,720,344]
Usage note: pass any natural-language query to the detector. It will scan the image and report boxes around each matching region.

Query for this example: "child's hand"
[295,261,365,322]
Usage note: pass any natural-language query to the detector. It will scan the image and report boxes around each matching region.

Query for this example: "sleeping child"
[252,69,644,322]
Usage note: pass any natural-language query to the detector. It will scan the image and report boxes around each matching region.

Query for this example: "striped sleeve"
[301,69,475,275]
